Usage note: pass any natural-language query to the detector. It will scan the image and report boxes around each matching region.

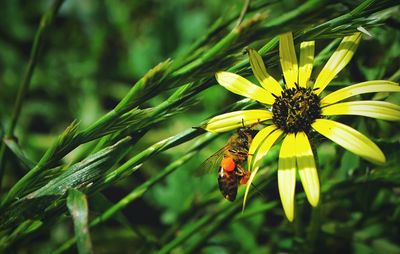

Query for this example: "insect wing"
[195,145,228,176]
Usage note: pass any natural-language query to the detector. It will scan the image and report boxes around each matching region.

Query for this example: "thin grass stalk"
[92,155,195,225]
[155,214,214,254]
[156,179,269,254]
[2,84,252,211]
[1,82,193,204]
[100,101,260,188]
[181,205,241,254]
[0,137,134,250]
[306,203,322,253]
[181,179,272,253]
[52,133,216,253]
[101,129,204,186]
[233,201,278,221]
[1,25,233,204]
[0,0,65,190]
[1,122,79,206]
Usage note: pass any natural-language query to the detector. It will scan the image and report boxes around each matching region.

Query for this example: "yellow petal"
[278,133,296,222]
[314,32,362,95]
[312,119,385,164]
[203,110,272,133]
[215,71,275,104]
[321,80,400,105]
[247,125,279,169]
[298,41,315,88]
[322,101,400,121]
[243,127,283,210]
[295,132,319,207]
[248,48,283,96]
[279,32,298,89]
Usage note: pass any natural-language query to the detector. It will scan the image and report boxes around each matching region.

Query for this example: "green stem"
[102,128,204,186]
[183,201,277,254]
[1,121,79,206]
[388,68,400,81]
[180,206,240,254]
[0,0,65,190]
[235,0,251,27]
[1,78,220,206]
[263,0,327,28]
[166,180,271,254]
[157,214,214,254]
[1,83,193,205]
[172,28,240,77]
[306,204,321,252]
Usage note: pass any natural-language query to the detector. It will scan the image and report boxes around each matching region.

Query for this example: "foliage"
[0,0,399,253]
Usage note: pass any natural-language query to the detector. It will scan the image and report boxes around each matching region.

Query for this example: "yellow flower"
[204,32,400,221]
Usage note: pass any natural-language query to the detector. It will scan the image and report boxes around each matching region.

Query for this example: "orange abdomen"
[221,157,236,172]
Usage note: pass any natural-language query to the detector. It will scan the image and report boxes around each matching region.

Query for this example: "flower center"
[272,85,321,133]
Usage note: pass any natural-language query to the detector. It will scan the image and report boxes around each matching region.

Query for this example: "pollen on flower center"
[272,85,321,133]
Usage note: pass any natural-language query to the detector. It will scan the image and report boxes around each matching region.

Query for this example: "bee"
[200,126,256,201]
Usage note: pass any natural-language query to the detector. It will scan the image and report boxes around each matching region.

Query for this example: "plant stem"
[164,180,271,254]
[235,0,251,27]
[306,203,321,252]
[0,0,65,190]
[0,82,192,205]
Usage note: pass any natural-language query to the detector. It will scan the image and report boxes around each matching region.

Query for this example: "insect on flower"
[203,32,400,221]
[199,125,257,201]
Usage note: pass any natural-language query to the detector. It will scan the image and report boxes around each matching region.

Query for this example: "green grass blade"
[0,137,131,233]
[67,189,93,254]
[3,139,35,170]
[0,0,65,188]
[52,133,217,253]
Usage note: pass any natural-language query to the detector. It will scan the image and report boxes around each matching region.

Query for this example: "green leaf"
[372,239,400,254]
[67,189,93,254]
[0,137,131,232]
[4,138,35,170]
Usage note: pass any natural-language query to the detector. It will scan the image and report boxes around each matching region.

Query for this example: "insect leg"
[235,164,245,176]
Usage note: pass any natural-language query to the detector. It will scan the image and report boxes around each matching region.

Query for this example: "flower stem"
[306,203,321,252]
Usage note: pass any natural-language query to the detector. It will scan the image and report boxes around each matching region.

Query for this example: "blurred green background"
[0,0,231,153]
[0,0,399,253]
